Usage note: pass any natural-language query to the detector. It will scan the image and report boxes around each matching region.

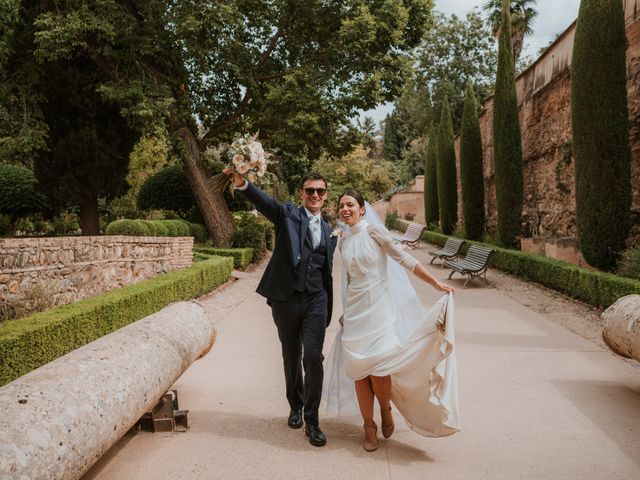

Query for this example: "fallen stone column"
[0,301,216,480]
[601,294,640,362]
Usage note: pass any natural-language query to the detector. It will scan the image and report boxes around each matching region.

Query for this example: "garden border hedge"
[0,256,234,386]
[392,218,640,309]
[194,247,254,269]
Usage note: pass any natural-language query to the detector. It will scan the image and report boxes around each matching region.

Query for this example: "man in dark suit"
[227,170,337,447]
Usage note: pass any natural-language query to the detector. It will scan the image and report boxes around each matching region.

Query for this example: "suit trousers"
[270,289,328,426]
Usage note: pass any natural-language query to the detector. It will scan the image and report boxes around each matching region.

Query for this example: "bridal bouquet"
[209,132,272,193]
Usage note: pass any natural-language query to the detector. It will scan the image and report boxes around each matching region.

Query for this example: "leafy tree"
[436,98,457,235]
[0,164,48,234]
[492,0,523,248]
[571,0,631,271]
[415,11,497,131]
[459,81,485,240]
[32,59,137,236]
[313,145,395,209]
[483,0,538,62]
[394,77,433,144]
[424,123,439,225]
[14,0,433,246]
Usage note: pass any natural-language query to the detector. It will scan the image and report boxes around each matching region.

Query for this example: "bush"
[152,221,169,236]
[105,219,149,236]
[194,247,254,269]
[189,223,209,244]
[0,164,49,222]
[0,214,11,235]
[137,165,195,215]
[618,245,640,280]
[0,256,234,385]
[385,212,400,231]
[160,219,189,236]
[233,213,266,261]
[396,218,640,309]
[141,220,158,236]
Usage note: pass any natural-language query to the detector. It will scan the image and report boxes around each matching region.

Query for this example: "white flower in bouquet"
[209,132,273,194]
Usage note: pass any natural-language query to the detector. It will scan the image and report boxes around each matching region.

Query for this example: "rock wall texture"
[453,2,640,244]
[0,236,193,306]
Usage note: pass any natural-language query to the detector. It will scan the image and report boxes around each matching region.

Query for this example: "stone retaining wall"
[0,236,193,306]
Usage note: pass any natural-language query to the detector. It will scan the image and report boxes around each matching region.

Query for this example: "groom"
[227,170,337,447]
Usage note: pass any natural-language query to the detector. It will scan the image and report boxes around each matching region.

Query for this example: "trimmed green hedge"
[0,256,234,386]
[393,219,640,309]
[194,247,253,269]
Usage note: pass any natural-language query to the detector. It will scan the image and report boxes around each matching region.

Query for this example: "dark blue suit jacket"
[240,182,337,326]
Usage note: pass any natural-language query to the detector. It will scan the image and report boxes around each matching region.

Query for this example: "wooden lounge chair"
[428,238,466,267]
[445,244,495,288]
[392,223,427,248]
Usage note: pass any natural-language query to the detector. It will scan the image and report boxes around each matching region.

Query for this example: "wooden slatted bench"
[392,223,427,248]
[428,238,466,267]
[445,244,495,288]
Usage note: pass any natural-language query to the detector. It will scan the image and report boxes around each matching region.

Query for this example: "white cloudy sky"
[359,0,582,124]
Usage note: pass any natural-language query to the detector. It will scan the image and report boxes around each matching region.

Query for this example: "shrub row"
[232,213,274,262]
[0,256,234,386]
[392,218,640,309]
[195,247,254,270]
[105,219,208,243]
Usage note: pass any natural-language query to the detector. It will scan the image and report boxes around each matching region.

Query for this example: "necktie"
[309,216,321,248]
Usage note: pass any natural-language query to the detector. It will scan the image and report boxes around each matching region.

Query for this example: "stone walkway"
[82,245,640,480]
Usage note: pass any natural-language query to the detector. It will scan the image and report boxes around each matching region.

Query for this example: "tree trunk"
[79,195,100,235]
[171,118,234,247]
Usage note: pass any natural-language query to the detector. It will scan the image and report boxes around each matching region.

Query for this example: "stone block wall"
[0,236,194,307]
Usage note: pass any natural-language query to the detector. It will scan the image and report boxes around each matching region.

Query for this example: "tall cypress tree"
[437,98,457,235]
[460,80,485,240]
[424,122,439,225]
[383,113,402,162]
[571,0,631,271]
[492,0,523,248]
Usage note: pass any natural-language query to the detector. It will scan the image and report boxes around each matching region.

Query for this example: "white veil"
[324,202,433,416]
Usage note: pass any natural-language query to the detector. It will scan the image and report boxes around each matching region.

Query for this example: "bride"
[324,190,461,452]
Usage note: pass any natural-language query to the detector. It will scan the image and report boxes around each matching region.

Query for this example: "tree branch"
[202,13,293,142]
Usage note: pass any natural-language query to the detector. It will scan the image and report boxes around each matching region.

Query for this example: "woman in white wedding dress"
[324,191,461,452]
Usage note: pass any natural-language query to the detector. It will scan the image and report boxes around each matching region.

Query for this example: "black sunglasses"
[303,187,327,196]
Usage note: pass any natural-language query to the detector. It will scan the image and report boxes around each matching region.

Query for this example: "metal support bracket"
[134,389,189,433]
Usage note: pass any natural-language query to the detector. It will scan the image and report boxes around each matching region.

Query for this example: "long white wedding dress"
[324,219,461,437]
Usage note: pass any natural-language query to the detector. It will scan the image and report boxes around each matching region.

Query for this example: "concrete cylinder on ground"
[601,294,640,362]
[0,301,216,480]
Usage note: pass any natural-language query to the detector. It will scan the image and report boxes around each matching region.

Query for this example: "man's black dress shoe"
[288,409,303,429]
[305,424,327,447]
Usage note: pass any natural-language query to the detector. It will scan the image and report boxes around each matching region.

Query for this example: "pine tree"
[424,123,439,225]
[460,81,485,240]
[436,98,457,235]
[571,0,631,271]
[492,0,523,247]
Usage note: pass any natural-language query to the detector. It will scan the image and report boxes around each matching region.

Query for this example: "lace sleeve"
[367,224,420,272]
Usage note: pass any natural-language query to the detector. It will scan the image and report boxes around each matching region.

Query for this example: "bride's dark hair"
[338,190,366,209]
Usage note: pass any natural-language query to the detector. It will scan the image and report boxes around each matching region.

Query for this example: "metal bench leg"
[447,271,455,280]
[463,276,472,288]
[429,257,436,265]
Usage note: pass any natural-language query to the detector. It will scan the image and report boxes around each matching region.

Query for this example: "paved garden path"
[83,244,640,480]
